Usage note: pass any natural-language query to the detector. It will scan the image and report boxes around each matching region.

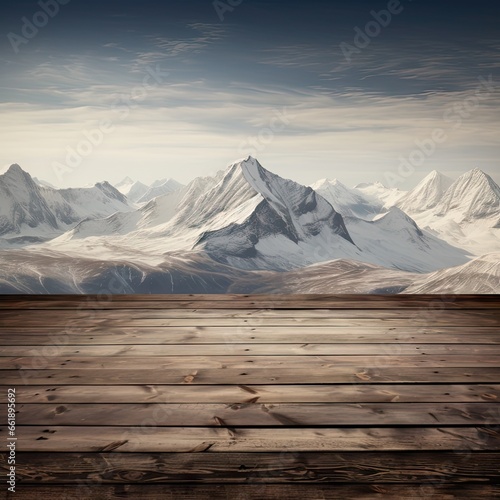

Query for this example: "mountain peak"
[2,163,36,188]
[7,163,24,174]
[455,168,496,187]
[118,176,134,185]
[463,167,488,180]
[4,163,28,180]
[426,170,448,182]
[189,157,355,264]
[434,168,500,220]
[428,169,442,176]
[374,206,423,235]
[397,170,454,214]
[310,178,333,190]
[95,181,129,204]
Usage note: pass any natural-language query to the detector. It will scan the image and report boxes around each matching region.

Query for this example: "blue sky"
[1,0,499,188]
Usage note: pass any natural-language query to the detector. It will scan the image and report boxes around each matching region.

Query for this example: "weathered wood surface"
[3,452,500,483]
[0,294,499,499]
[2,308,500,319]
[4,343,500,356]
[1,327,499,345]
[2,426,499,452]
[7,484,500,500]
[1,311,499,327]
[5,354,500,370]
[11,402,500,426]
[4,384,500,404]
[5,366,500,385]
[0,293,499,309]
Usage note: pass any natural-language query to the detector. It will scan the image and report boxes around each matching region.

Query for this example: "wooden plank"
[1,307,499,327]
[2,344,500,357]
[4,355,500,370]
[6,384,500,404]
[3,426,499,452]
[2,316,498,327]
[10,402,500,426]
[2,308,499,319]
[0,293,499,308]
[1,329,499,345]
[6,299,497,310]
[4,452,500,483]
[4,366,500,385]
[10,484,500,500]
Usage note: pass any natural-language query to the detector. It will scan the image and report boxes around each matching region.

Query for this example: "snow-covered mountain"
[0,164,132,244]
[354,181,407,209]
[136,178,184,204]
[433,169,500,223]
[311,178,380,219]
[33,177,56,189]
[398,169,500,256]
[114,176,184,204]
[405,253,500,294]
[343,207,469,273]
[114,177,150,203]
[189,157,357,270]
[58,172,224,243]
[397,170,454,213]
[339,169,499,257]
[0,159,497,294]
[55,157,361,270]
[43,157,469,274]
[151,178,183,190]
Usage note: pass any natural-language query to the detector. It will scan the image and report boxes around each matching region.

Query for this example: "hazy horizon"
[2,158,500,191]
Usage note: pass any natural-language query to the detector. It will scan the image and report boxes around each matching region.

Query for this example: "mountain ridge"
[0,160,496,293]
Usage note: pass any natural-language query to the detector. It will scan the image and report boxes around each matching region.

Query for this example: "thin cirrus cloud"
[1,76,498,187]
[0,0,499,188]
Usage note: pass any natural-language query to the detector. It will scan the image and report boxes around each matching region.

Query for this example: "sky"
[0,0,499,189]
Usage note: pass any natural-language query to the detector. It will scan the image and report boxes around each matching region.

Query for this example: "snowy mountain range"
[314,168,500,257]
[0,157,498,293]
[397,170,454,213]
[114,176,184,204]
[0,164,132,244]
[395,169,500,256]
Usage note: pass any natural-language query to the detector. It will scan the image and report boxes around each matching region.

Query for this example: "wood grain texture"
[8,484,500,500]
[4,384,500,403]
[3,426,499,452]
[1,293,499,308]
[3,343,500,356]
[5,355,500,370]
[1,312,499,327]
[11,402,500,426]
[2,308,500,319]
[3,452,500,484]
[1,294,499,499]
[1,327,499,345]
[4,366,500,385]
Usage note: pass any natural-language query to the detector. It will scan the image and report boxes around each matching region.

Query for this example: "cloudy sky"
[1,0,499,188]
